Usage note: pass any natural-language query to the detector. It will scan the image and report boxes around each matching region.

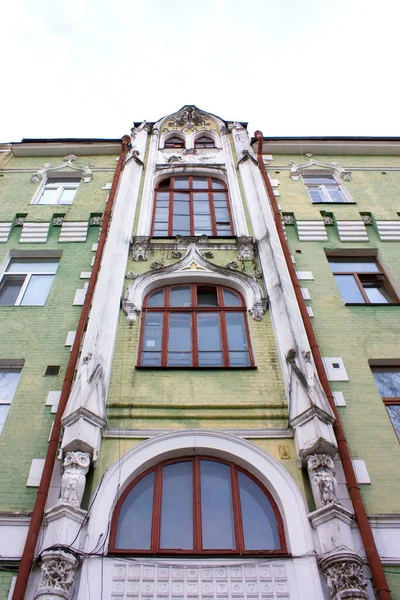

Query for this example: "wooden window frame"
[137,284,254,368]
[194,136,216,149]
[151,175,234,237]
[328,257,399,305]
[164,136,185,149]
[109,456,287,556]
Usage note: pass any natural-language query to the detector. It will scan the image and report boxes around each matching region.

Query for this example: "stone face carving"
[35,550,79,599]
[282,215,294,225]
[249,299,268,321]
[125,271,139,280]
[307,454,338,507]
[320,553,368,600]
[122,299,141,323]
[173,106,205,129]
[150,261,164,270]
[58,451,91,508]
[132,236,150,261]
[237,236,254,261]
[226,261,239,270]
[171,250,183,259]
[175,234,208,246]
[323,215,334,226]
[52,217,64,227]
[90,216,103,226]
[361,214,372,225]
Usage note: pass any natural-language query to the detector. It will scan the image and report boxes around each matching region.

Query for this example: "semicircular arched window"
[194,135,215,148]
[139,284,253,368]
[152,176,233,237]
[110,457,286,555]
[164,136,185,149]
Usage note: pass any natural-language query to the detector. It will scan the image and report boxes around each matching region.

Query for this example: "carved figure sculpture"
[58,451,90,508]
[307,454,338,507]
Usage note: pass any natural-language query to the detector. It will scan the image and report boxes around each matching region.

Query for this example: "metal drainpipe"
[254,131,391,599]
[12,135,131,600]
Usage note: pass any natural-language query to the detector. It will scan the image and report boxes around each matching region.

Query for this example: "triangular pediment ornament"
[31,156,93,183]
[122,244,267,322]
[288,159,351,182]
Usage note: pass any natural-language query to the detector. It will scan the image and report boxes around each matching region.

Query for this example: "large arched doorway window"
[110,457,286,555]
[152,176,233,237]
[138,283,253,367]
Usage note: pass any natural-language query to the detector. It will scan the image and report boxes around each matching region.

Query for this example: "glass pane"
[0,370,21,403]
[223,289,242,306]
[334,275,365,303]
[174,177,190,190]
[386,405,400,439]
[0,405,10,435]
[156,192,170,201]
[147,289,164,307]
[192,177,208,189]
[153,228,168,237]
[170,286,191,307]
[329,259,379,273]
[308,188,326,203]
[0,278,23,305]
[215,208,230,223]
[200,460,235,549]
[372,370,400,397]
[173,215,190,232]
[213,193,227,201]
[193,202,210,215]
[59,188,77,205]
[20,275,54,306]
[168,314,191,355]
[363,281,392,303]
[158,178,171,189]
[198,351,223,367]
[198,314,222,366]
[141,352,161,366]
[303,174,336,184]
[238,471,280,550]
[194,215,212,230]
[229,351,250,367]
[7,259,59,274]
[142,313,163,351]
[174,193,190,201]
[326,187,347,203]
[226,313,248,350]
[193,192,208,201]
[155,207,169,221]
[160,462,193,549]
[217,225,232,235]
[197,287,218,306]
[173,201,190,215]
[211,179,225,189]
[38,188,59,204]
[115,471,155,549]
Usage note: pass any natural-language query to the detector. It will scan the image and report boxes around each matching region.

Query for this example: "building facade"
[0,107,399,600]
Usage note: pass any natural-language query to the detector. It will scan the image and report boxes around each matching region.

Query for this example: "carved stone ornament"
[52,217,64,227]
[31,160,93,183]
[175,234,208,246]
[150,261,164,270]
[58,451,91,508]
[90,216,103,226]
[202,250,214,259]
[122,299,141,323]
[282,215,294,225]
[125,271,139,280]
[307,454,338,508]
[132,236,150,261]
[166,154,183,164]
[173,106,205,129]
[15,217,26,226]
[323,215,334,226]
[250,269,262,280]
[171,250,183,259]
[237,236,254,261]
[63,154,77,163]
[35,549,79,600]
[320,552,368,600]
[361,214,372,225]
[249,299,268,321]
[226,261,239,270]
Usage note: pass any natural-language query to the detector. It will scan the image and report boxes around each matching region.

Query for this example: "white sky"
[2,0,400,142]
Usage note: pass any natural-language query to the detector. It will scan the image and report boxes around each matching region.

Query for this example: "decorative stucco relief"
[307,454,338,507]
[58,451,91,508]
[35,550,79,600]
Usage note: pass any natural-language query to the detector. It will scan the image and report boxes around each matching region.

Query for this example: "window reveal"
[139,284,253,368]
[110,457,285,554]
[152,176,233,237]
[0,368,22,434]
[303,173,350,203]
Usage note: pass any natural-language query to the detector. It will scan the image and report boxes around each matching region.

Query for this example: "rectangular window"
[371,367,400,441]
[303,173,351,203]
[0,367,22,434]
[328,256,398,305]
[33,177,80,205]
[0,257,59,306]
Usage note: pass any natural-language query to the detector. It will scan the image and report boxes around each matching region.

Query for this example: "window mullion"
[208,184,217,236]
[231,466,244,553]
[354,274,370,303]
[189,187,194,235]
[219,311,230,367]
[161,312,169,367]
[152,466,162,552]
[168,185,174,236]
[15,274,30,306]
[192,311,199,367]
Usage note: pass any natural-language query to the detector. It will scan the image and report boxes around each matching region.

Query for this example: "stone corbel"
[248,299,268,321]
[132,236,150,261]
[237,235,255,261]
[122,298,141,323]
[35,549,80,600]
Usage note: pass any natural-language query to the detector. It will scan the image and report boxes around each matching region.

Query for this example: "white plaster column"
[219,127,249,236]
[136,126,160,236]
[231,124,336,460]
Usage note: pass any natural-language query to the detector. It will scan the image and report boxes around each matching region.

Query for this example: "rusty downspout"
[254,131,391,599]
[12,135,131,600]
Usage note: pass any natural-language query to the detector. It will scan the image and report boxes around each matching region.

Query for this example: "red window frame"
[194,136,215,148]
[109,456,287,556]
[151,175,234,237]
[164,136,185,149]
[137,283,254,368]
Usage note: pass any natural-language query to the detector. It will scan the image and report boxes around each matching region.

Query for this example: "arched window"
[139,284,253,367]
[164,136,185,149]
[194,135,215,149]
[110,457,286,555]
[152,176,233,237]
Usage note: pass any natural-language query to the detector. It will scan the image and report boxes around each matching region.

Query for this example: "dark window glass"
[194,136,215,148]
[200,460,235,549]
[115,471,155,549]
[238,472,280,550]
[164,137,185,149]
[372,369,400,398]
[160,462,193,549]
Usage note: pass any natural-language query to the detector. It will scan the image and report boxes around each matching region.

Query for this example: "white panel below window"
[26,458,45,486]
[352,459,371,484]
[296,271,314,280]
[322,357,349,381]
[65,331,76,346]
[333,391,346,406]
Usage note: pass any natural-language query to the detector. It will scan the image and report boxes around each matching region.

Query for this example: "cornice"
[251,138,400,156]
[11,141,121,157]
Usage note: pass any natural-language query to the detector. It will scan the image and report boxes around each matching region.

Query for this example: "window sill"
[312,201,356,205]
[344,303,399,306]
[135,366,257,370]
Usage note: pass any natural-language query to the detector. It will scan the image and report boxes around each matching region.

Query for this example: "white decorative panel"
[26,458,45,486]
[336,221,368,242]
[301,288,310,300]
[333,391,346,406]
[322,357,349,381]
[0,222,12,242]
[19,222,50,243]
[375,221,400,241]
[46,391,61,407]
[296,221,327,241]
[92,243,98,252]
[296,271,314,280]
[352,459,371,484]
[65,331,76,347]
[59,221,88,242]
[80,271,92,279]
[306,306,314,317]
[107,560,293,600]
[73,288,87,305]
